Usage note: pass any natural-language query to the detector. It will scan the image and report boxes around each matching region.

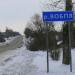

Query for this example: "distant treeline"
[0,28,21,42]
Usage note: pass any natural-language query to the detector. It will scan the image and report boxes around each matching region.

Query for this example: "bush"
[25,29,46,51]
[50,49,60,60]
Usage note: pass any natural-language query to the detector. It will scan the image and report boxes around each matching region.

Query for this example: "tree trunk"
[63,23,70,64]
[62,0,72,64]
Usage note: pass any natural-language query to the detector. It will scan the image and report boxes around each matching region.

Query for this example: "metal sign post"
[45,22,49,73]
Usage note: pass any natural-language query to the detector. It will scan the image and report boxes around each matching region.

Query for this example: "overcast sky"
[0,0,43,34]
[0,0,74,34]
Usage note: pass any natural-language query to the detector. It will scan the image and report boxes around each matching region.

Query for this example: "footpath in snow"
[0,46,75,75]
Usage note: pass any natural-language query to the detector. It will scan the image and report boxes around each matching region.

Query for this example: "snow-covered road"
[0,47,38,75]
[0,35,23,52]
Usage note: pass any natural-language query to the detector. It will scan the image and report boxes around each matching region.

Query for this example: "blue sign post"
[43,11,74,73]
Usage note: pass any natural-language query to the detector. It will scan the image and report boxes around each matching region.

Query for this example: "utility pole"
[66,0,72,72]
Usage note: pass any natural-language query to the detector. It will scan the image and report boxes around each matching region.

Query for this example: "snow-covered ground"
[0,46,38,75]
[32,50,75,75]
[0,46,75,75]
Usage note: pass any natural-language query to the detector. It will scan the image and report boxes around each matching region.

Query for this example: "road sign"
[43,11,73,73]
[43,11,74,21]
